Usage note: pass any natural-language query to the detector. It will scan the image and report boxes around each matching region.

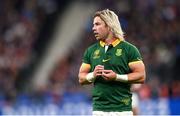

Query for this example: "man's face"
[92,16,109,40]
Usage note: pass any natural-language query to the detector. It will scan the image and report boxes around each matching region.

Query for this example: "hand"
[102,70,116,81]
[93,65,104,77]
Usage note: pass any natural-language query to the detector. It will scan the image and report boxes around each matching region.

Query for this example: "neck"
[104,34,115,45]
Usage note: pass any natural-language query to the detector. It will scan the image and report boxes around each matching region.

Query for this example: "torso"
[83,40,142,111]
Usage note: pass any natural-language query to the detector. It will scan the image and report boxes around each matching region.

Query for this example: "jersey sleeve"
[82,48,91,64]
[128,45,142,64]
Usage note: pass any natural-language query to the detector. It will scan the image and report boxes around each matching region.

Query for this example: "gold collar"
[100,39,122,47]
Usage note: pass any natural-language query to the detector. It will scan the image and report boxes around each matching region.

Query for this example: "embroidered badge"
[121,98,130,105]
[93,50,100,59]
[115,49,122,56]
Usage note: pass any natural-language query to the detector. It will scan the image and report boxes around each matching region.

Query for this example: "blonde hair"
[94,9,124,40]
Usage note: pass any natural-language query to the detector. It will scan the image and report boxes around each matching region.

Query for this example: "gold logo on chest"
[93,49,100,59]
[115,49,122,56]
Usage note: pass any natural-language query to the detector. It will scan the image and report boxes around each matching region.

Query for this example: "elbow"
[78,75,91,85]
[135,72,146,84]
[140,72,146,83]
[79,78,84,85]
[78,75,86,85]
[140,77,145,83]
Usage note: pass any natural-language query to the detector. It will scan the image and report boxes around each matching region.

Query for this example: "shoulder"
[121,41,137,48]
[86,42,99,51]
[120,41,142,59]
[121,41,139,51]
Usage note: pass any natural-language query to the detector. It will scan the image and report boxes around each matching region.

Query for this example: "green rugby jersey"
[82,39,142,112]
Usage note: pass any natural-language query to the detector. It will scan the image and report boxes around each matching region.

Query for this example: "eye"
[94,22,99,26]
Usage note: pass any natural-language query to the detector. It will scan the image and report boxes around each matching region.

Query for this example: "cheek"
[98,27,106,33]
[101,28,109,35]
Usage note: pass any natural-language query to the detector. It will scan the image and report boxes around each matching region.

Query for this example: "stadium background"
[0,0,180,115]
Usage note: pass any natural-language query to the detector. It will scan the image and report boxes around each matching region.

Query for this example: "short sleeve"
[128,45,142,64]
[82,48,91,64]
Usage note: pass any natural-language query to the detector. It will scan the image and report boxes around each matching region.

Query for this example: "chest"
[90,46,129,71]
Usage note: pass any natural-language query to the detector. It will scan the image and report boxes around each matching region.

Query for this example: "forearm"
[78,72,94,85]
[116,71,145,83]
[126,61,146,83]
[127,71,146,83]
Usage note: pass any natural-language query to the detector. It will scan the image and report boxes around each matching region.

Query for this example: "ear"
[107,27,111,31]
[109,27,113,32]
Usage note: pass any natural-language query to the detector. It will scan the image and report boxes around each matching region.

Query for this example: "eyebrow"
[94,22,100,25]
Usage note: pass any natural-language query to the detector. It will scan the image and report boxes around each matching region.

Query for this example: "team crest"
[115,49,122,56]
[93,49,100,59]
[121,98,130,105]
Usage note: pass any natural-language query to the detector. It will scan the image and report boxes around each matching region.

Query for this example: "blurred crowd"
[0,0,180,113]
[0,0,38,101]
[0,0,59,103]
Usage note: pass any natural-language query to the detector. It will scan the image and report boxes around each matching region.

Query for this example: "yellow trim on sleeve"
[81,63,91,69]
[128,60,143,66]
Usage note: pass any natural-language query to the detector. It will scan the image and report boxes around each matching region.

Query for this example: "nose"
[92,26,96,31]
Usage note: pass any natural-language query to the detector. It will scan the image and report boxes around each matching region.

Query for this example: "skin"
[78,16,146,85]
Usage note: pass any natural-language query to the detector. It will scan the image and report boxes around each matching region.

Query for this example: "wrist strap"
[116,74,128,82]
[86,72,95,82]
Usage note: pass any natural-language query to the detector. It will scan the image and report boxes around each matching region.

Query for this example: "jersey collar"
[100,38,121,47]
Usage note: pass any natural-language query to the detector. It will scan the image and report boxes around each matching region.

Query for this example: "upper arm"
[78,46,93,84]
[128,61,145,73]
[79,63,91,74]
[78,63,92,85]
[126,44,146,83]
[128,61,146,83]
[127,43,145,74]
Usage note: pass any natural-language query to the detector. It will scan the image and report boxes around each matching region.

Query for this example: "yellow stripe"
[112,39,121,47]
[128,60,142,65]
[100,38,122,47]
[100,41,105,47]
[81,63,91,69]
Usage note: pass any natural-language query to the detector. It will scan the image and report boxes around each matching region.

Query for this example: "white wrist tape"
[86,72,95,82]
[116,74,128,82]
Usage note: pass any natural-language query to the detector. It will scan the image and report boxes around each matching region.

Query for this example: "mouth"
[95,34,99,38]
[94,32,99,37]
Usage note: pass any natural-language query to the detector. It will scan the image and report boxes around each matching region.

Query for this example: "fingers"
[94,65,104,76]
[93,66,116,81]
[102,70,112,73]
[96,65,104,69]
[102,70,116,81]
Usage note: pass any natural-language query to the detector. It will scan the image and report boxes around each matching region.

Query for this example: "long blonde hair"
[94,9,124,40]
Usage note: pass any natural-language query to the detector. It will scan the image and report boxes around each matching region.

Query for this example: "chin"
[95,37,100,40]
[96,37,103,41]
